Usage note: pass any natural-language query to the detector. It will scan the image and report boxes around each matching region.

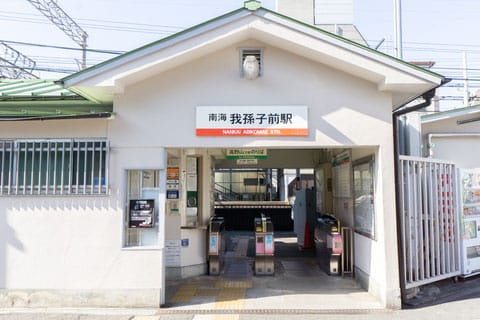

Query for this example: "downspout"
[391,80,448,303]
[427,132,480,158]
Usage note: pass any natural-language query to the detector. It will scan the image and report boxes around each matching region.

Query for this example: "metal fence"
[398,156,461,289]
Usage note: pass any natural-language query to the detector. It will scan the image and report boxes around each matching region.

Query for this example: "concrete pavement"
[3,232,480,319]
[1,299,480,320]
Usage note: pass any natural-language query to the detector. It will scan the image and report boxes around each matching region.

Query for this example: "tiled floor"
[165,232,384,312]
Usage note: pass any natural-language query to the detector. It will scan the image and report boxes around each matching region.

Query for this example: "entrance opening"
[165,147,380,310]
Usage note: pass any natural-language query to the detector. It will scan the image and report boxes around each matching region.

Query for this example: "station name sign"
[196,106,308,136]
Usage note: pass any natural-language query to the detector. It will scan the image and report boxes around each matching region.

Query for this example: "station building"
[0,1,444,309]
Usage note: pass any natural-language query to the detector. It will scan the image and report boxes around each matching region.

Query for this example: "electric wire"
[0,40,125,55]
[2,5,480,94]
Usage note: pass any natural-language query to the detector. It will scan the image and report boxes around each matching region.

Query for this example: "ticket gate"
[314,214,343,275]
[254,214,275,275]
[208,216,225,275]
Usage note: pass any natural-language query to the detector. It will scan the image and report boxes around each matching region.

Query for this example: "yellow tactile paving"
[195,288,221,296]
[214,288,246,310]
[170,284,199,303]
[215,279,253,288]
[169,275,249,313]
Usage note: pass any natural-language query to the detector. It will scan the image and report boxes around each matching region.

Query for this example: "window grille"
[0,139,109,195]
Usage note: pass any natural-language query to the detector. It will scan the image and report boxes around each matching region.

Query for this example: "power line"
[0,9,185,30]
[0,64,75,74]
[0,12,182,36]
[368,38,480,50]
[0,40,124,55]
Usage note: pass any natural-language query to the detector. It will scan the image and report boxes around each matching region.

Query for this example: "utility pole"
[0,41,38,79]
[393,0,403,59]
[463,52,469,106]
[26,0,88,69]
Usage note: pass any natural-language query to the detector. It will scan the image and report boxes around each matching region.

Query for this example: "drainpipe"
[392,83,447,303]
[427,132,480,158]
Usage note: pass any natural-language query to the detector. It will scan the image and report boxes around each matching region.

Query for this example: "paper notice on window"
[187,174,197,191]
[187,157,197,174]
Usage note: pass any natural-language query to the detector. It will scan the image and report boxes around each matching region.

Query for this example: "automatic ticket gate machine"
[314,214,343,275]
[254,214,275,275]
[208,216,225,275]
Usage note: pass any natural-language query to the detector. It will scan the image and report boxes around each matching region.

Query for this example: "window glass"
[125,169,160,247]
[353,156,375,239]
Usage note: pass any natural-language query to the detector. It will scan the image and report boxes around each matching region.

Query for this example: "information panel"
[129,199,155,228]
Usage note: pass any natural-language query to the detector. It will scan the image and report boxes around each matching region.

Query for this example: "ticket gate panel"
[254,215,274,276]
[208,216,225,276]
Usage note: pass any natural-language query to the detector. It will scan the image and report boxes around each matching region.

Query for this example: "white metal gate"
[398,156,461,289]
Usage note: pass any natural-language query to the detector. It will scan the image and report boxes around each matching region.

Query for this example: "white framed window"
[0,138,109,195]
[353,155,375,239]
[124,169,161,247]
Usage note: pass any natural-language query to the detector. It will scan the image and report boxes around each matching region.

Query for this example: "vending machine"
[458,168,480,276]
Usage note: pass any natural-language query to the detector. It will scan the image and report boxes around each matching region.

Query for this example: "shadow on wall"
[0,207,25,288]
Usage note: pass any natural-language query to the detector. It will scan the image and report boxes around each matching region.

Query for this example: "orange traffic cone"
[303,221,313,249]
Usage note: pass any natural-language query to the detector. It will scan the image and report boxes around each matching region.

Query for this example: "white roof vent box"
[240,48,262,80]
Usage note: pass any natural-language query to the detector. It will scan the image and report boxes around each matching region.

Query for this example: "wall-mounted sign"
[165,240,181,267]
[226,148,267,159]
[129,199,154,228]
[167,190,179,199]
[237,158,258,165]
[196,106,308,136]
[167,167,179,179]
[166,166,180,199]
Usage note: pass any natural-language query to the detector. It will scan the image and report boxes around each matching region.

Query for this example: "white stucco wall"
[110,40,393,149]
[0,120,166,307]
[422,116,480,168]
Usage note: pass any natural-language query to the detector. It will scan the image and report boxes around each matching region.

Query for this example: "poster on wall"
[166,166,180,199]
[167,200,179,215]
[165,240,181,267]
[129,199,155,228]
[167,167,179,179]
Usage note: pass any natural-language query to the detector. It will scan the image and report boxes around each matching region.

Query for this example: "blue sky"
[1,0,479,108]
